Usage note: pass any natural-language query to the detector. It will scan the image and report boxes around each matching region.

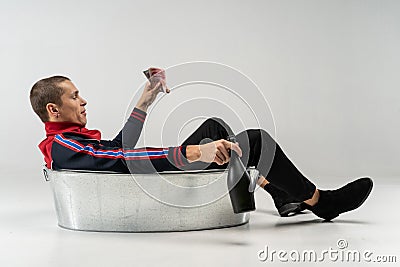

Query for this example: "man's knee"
[237,128,272,141]
[259,129,273,139]
[207,117,225,127]
[206,117,233,136]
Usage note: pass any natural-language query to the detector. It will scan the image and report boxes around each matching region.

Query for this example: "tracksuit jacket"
[39,107,190,173]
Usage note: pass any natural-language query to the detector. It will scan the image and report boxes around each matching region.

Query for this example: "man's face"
[58,80,87,126]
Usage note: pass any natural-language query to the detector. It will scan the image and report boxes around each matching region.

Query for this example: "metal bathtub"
[44,167,258,232]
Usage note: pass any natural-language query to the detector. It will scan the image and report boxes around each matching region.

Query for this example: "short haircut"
[30,76,70,122]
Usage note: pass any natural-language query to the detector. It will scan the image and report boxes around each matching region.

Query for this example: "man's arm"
[51,133,192,173]
[51,133,241,172]
[107,78,163,148]
[105,107,147,148]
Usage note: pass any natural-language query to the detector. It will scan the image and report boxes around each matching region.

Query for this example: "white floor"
[1,169,399,267]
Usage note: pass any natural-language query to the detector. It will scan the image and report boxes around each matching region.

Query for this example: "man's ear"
[46,103,59,119]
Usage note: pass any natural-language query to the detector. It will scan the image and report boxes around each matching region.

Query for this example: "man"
[30,74,373,221]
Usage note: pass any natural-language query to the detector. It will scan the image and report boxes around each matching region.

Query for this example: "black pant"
[180,117,316,202]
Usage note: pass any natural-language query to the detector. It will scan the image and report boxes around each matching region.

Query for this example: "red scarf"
[39,122,101,168]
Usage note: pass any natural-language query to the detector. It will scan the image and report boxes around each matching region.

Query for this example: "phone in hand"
[143,67,167,93]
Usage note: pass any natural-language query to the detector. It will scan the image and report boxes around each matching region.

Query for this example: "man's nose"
[81,97,87,106]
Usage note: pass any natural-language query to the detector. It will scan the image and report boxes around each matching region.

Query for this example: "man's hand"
[136,68,170,112]
[186,139,243,165]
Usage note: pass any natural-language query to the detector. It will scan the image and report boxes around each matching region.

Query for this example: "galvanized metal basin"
[44,167,258,232]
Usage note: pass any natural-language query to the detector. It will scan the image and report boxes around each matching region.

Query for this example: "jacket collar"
[44,121,101,140]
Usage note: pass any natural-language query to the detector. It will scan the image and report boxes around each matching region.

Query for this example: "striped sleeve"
[129,108,146,122]
[124,107,147,148]
[109,107,147,148]
[51,133,190,173]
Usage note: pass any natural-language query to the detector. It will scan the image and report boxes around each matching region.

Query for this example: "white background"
[1,0,399,179]
[1,1,399,267]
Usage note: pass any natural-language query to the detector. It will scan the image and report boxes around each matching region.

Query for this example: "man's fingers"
[222,140,242,157]
[218,144,230,162]
[144,81,152,90]
[231,143,242,157]
[200,139,242,164]
[216,150,227,164]
[160,79,167,93]
[233,142,242,157]
[150,81,162,92]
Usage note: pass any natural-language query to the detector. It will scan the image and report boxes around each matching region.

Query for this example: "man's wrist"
[135,104,148,113]
[186,145,201,163]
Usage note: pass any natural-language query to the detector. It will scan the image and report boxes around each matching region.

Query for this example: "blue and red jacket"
[38,107,190,173]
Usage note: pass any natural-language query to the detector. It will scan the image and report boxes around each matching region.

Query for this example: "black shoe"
[308,177,373,221]
[264,184,305,217]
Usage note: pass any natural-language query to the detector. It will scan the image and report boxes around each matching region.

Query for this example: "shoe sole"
[278,202,305,217]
